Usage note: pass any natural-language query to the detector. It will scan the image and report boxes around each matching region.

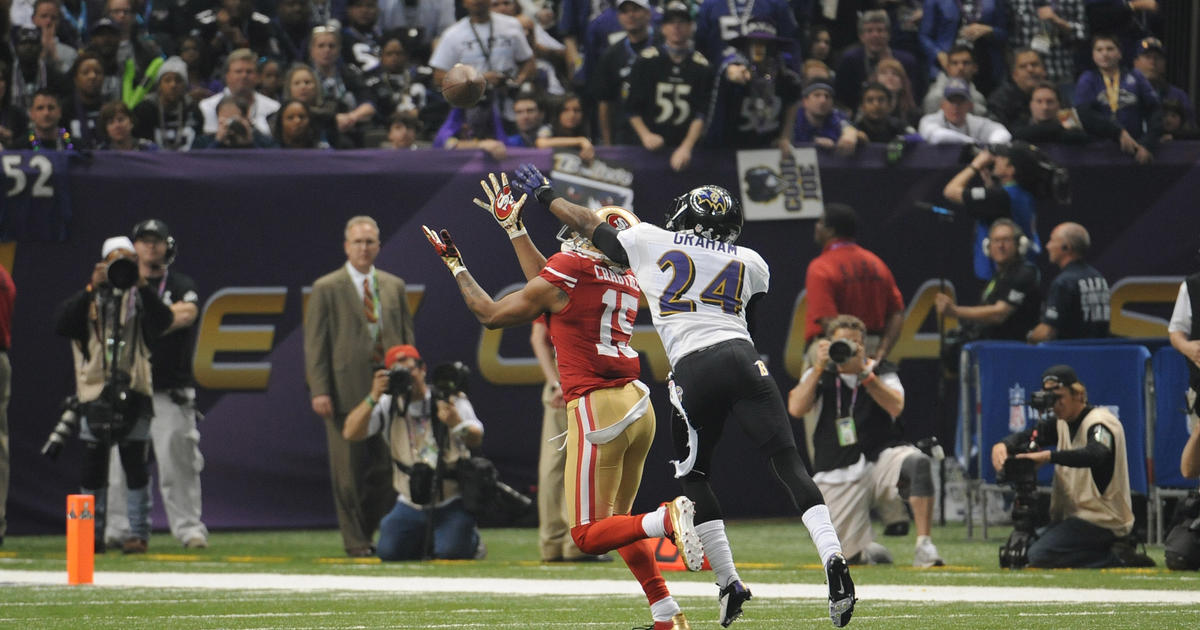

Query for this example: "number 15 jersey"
[539,250,642,402]
[617,223,770,367]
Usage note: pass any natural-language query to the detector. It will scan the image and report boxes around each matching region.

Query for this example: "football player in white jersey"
[512,164,857,628]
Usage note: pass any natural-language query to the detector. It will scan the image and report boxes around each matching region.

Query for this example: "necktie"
[363,278,377,323]
[363,277,384,364]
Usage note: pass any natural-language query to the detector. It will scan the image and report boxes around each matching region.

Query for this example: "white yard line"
[2,569,1199,604]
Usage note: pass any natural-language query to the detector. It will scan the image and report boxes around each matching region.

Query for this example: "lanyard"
[62,1,87,41]
[834,376,860,417]
[469,19,494,70]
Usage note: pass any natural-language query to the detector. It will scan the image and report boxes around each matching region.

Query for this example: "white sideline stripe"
[2,570,1199,604]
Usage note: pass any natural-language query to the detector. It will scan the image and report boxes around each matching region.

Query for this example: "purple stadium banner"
[5,143,1200,535]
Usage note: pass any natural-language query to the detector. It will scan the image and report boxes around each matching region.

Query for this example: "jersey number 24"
[657,250,745,315]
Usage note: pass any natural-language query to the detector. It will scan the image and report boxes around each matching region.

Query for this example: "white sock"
[801,504,843,568]
[916,535,932,547]
[650,595,680,621]
[642,506,667,539]
[696,520,740,588]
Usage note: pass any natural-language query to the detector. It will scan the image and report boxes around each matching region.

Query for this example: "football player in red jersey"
[422,174,700,630]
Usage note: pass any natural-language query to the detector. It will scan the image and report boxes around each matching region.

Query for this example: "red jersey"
[539,251,641,401]
[805,239,904,342]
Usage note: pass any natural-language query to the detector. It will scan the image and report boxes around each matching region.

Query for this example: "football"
[441,64,487,109]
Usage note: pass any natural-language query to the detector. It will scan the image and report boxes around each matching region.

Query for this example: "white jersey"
[617,223,770,367]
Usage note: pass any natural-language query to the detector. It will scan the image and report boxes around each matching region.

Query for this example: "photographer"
[788,315,945,568]
[341,344,485,561]
[193,95,277,148]
[52,237,173,553]
[991,365,1147,568]
[942,142,1049,281]
[935,219,1042,342]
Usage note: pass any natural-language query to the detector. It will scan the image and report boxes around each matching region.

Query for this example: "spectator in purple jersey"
[1073,33,1160,159]
[792,81,863,156]
[694,0,798,67]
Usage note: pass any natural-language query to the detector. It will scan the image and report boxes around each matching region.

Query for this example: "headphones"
[131,219,178,267]
[981,219,1030,257]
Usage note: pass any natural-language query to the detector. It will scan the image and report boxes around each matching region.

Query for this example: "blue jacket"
[1073,69,1161,140]
[919,0,1008,85]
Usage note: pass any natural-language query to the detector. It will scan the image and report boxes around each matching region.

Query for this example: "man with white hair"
[199,48,281,135]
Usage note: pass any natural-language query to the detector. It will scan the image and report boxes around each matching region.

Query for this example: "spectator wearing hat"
[694,0,798,67]
[854,82,919,143]
[921,45,988,116]
[793,81,863,156]
[624,1,712,171]
[199,48,281,136]
[102,219,209,551]
[9,25,69,112]
[96,100,156,149]
[1007,0,1085,87]
[1132,37,1193,126]
[1028,222,1110,342]
[342,343,485,561]
[918,0,1008,95]
[133,56,204,151]
[305,216,415,557]
[1010,82,1089,145]
[835,10,924,114]
[703,18,803,150]
[591,0,658,146]
[31,0,78,75]
[1073,33,1160,161]
[918,77,1011,144]
[987,48,1050,128]
[991,364,1149,568]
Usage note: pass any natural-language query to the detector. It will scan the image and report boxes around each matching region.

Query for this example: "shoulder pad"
[640,47,659,59]
[251,12,271,25]
[692,51,709,66]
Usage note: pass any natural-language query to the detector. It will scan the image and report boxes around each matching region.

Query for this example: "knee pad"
[899,452,934,499]
[768,447,824,513]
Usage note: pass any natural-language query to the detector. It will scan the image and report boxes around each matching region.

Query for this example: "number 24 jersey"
[538,250,642,402]
[617,222,769,367]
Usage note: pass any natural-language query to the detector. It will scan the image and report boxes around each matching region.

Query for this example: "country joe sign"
[736,146,825,220]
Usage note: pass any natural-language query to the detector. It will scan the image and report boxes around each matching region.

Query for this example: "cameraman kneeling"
[53,237,173,553]
[342,344,484,560]
[991,365,1144,568]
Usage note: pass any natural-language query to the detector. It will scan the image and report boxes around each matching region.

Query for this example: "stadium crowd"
[0,0,1187,157]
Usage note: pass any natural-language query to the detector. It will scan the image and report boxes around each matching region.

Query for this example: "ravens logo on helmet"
[665,185,744,244]
[743,166,782,203]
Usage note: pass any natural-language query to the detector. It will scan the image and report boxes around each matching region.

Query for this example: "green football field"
[2,521,1198,629]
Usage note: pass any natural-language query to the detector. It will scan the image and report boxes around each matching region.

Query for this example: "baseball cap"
[132,218,171,241]
[1041,364,1079,388]
[90,17,119,35]
[385,344,422,367]
[101,236,135,259]
[663,1,691,21]
[943,77,970,101]
[14,27,40,45]
[1137,37,1164,56]
[617,0,652,11]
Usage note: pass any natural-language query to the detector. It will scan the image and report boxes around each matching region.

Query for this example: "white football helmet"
[557,206,640,265]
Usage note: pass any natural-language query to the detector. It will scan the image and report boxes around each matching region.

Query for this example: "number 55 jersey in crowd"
[617,222,769,367]
[538,250,642,402]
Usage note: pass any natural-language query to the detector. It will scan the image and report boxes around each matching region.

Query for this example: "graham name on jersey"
[673,232,738,254]
[594,264,640,289]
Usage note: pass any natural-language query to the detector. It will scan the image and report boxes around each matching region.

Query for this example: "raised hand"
[472,172,527,238]
[422,225,467,276]
[513,163,553,202]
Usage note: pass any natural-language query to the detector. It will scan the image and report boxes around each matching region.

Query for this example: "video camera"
[997,390,1057,568]
[959,142,1070,204]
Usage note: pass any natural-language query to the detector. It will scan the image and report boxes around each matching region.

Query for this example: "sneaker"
[663,496,703,572]
[913,540,945,568]
[634,612,691,630]
[122,538,148,555]
[865,541,893,565]
[717,580,752,627]
[825,553,856,628]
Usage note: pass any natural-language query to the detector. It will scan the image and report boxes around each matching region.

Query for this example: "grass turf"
[2,521,1198,629]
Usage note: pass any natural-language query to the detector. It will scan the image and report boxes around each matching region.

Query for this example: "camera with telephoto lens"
[827,338,859,365]
[41,396,82,459]
[1028,389,1059,413]
[226,119,248,139]
[959,142,1070,203]
[997,392,1057,568]
[104,256,138,290]
[430,361,471,403]
[386,364,414,399]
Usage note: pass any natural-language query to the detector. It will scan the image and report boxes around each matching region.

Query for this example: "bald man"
[1026,222,1110,343]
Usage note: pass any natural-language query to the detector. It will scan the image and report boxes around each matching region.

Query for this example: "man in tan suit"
[305,216,415,556]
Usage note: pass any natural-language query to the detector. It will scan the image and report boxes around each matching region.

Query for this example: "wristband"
[508,227,528,240]
[534,185,561,206]
[364,394,377,407]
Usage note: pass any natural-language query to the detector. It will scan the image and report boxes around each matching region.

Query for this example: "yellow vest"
[1049,407,1134,537]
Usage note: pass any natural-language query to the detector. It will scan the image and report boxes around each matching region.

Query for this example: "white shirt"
[1169,281,1192,334]
[616,223,770,367]
[366,391,483,441]
[428,12,534,76]
[345,262,376,302]
[918,111,1012,145]
[199,89,281,135]
[378,0,456,44]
